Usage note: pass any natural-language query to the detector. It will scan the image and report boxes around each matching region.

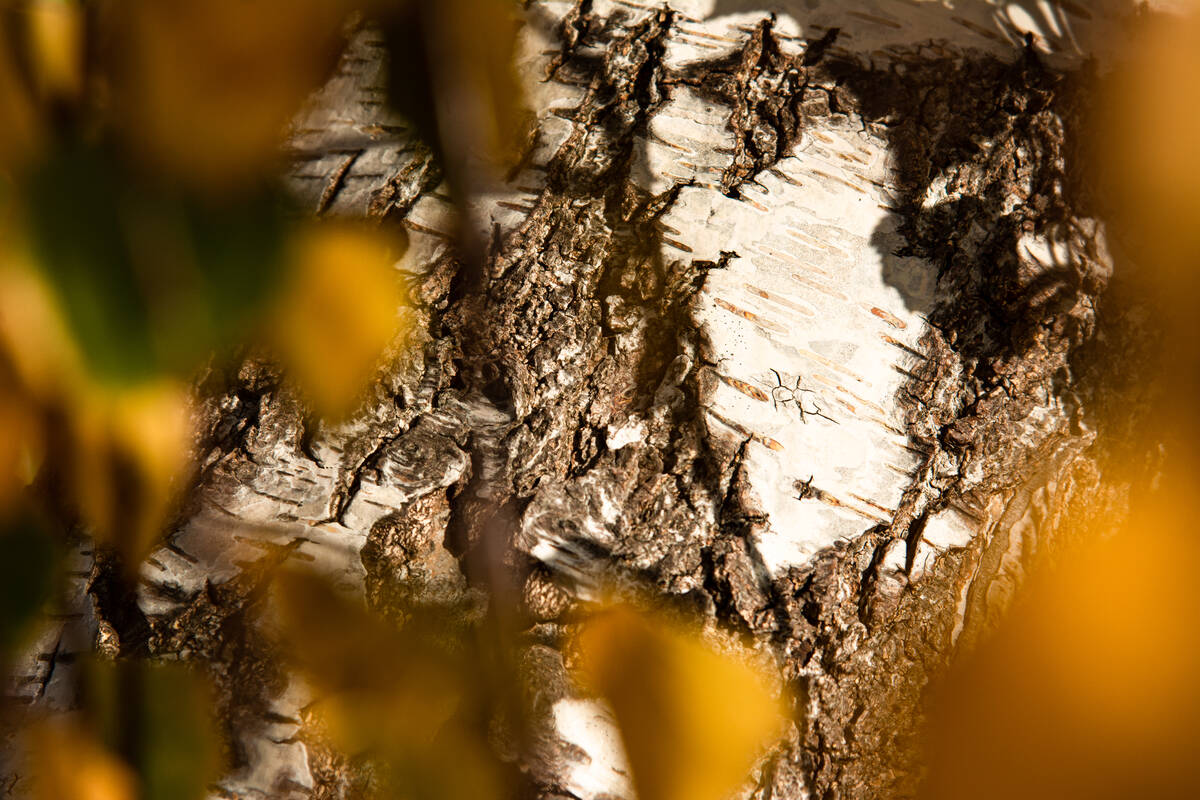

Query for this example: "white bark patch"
[551,697,636,800]
[214,676,314,799]
[653,117,933,575]
[909,506,978,579]
[632,85,740,195]
[664,0,1157,66]
[5,543,95,709]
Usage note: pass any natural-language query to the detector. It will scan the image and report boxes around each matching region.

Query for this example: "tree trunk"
[9,2,1161,799]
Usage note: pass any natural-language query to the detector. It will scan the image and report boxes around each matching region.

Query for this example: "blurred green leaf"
[140,663,223,800]
[85,659,223,800]
[0,510,57,656]
[23,147,290,383]
[24,150,150,381]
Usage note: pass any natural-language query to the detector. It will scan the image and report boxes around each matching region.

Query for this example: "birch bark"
[8,2,1168,799]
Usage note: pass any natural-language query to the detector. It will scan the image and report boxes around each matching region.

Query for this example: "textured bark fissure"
[446,6,731,583]
[366,142,443,222]
[672,18,840,197]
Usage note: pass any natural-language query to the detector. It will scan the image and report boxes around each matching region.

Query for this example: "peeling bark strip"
[7,2,1166,800]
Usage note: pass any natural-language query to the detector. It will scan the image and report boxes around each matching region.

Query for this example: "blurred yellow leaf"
[270,223,408,419]
[73,379,193,562]
[111,0,353,188]
[578,605,788,800]
[26,0,84,101]
[273,570,508,800]
[0,391,42,511]
[29,720,137,800]
[0,252,88,401]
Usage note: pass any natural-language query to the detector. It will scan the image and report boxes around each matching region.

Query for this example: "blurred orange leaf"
[72,379,193,562]
[0,391,42,511]
[578,605,788,800]
[29,720,137,800]
[26,0,84,101]
[1098,12,1200,308]
[921,482,1200,800]
[0,17,41,169]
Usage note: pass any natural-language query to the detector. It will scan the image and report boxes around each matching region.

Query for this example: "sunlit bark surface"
[8,2,1168,798]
